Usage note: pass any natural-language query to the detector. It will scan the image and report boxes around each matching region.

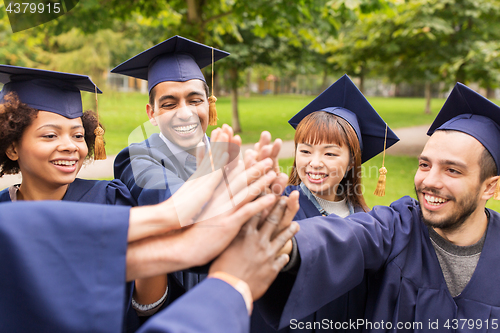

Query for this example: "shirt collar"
[159,132,210,166]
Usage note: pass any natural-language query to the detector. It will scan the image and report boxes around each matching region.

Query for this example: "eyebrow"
[419,155,468,169]
[157,95,177,104]
[37,124,83,130]
[157,91,205,104]
[299,143,340,148]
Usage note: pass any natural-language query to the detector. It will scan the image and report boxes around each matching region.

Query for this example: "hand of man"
[208,195,300,301]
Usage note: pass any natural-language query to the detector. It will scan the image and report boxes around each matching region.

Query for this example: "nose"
[419,166,443,190]
[58,135,79,152]
[175,103,196,121]
[309,153,323,169]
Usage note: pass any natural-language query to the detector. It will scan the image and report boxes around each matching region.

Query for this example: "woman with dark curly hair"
[0,65,137,206]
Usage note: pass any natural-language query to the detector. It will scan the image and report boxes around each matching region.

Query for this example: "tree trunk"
[245,69,251,97]
[487,87,496,99]
[214,72,221,97]
[358,74,365,94]
[320,68,328,91]
[186,0,200,22]
[229,67,242,133]
[424,81,432,114]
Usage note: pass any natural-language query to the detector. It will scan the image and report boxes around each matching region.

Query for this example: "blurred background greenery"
[2,0,500,133]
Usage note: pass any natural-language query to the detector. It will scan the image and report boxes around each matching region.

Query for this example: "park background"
[1,0,500,210]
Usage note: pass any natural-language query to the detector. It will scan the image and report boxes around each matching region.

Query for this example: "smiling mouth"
[51,160,77,167]
[424,194,449,206]
[307,173,327,180]
[173,124,198,134]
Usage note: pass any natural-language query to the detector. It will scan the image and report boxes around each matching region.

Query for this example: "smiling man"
[111,36,231,320]
[257,83,500,332]
[113,36,229,207]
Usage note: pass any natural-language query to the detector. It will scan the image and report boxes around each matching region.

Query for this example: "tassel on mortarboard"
[208,47,218,126]
[94,85,106,160]
[374,124,388,197]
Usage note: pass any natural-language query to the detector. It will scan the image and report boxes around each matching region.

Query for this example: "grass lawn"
[279,155,500,212]
[87,91,455,155]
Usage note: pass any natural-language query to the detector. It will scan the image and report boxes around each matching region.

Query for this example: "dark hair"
[479,146,497,182]
[0,92,102,177]
[148,80,209,108]
[0,92,38,176]
[288,111,369,212]
[82,109,103,160]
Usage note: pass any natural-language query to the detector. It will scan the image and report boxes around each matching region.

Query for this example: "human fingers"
[244,149,258,169]
[230,169,278,208]
[269,173,289,196]
[276,239,293,257]
[221,124,234,139]
[239,211,262,236]
[270,222,299,256]
[254,131,271,151]
[259,198,287,238]
[219,194,277,232]
[270,138,282,173]
[274,190,300,234]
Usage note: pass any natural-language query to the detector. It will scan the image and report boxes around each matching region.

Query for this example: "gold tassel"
[94,126,106,160]
[494,178,500,200]
[374,124,388,197]
[93,85,106,160]
[208,46,218,126]
[374,166,387,197]
[208,95,217,125]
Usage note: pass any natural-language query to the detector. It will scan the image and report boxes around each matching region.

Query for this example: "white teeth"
[425,194,448,205]
[308,173,326,180]
[174,124,197,133]
[52,160,76,166]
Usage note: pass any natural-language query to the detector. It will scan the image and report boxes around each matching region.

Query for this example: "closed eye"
[418,162,430,169]
[447,168,461,175]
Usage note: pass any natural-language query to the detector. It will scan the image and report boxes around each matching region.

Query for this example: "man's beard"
[415,186,480,231]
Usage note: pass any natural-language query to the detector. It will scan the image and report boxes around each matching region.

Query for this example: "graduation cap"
[0,64,106,159]
[110,35,229,94]
[289,74,399,196]
[428,83,500,179]
[289,74,399,163]
[0,64,101,119]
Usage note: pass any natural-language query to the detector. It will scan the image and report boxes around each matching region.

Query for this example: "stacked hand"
[125,125,299,306]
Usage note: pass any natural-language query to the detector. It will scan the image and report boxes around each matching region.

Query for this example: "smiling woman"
[0,94,97,200]
[0,65,137,205]
[251,74,400,333]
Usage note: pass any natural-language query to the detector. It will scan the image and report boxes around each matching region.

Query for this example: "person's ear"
[482,175,499,200]
[5,143,19,161]
[146,103,158,126]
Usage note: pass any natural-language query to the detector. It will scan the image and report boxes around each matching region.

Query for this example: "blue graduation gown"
[0,178,142,331]
[114,133,191,206]
[0,201,130,333]
[114,133,207,293]
[138,278,249,333]
[0,201,250,333]
[251,185,368,333]
[0,178,137,206]
[258,196,500,332]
